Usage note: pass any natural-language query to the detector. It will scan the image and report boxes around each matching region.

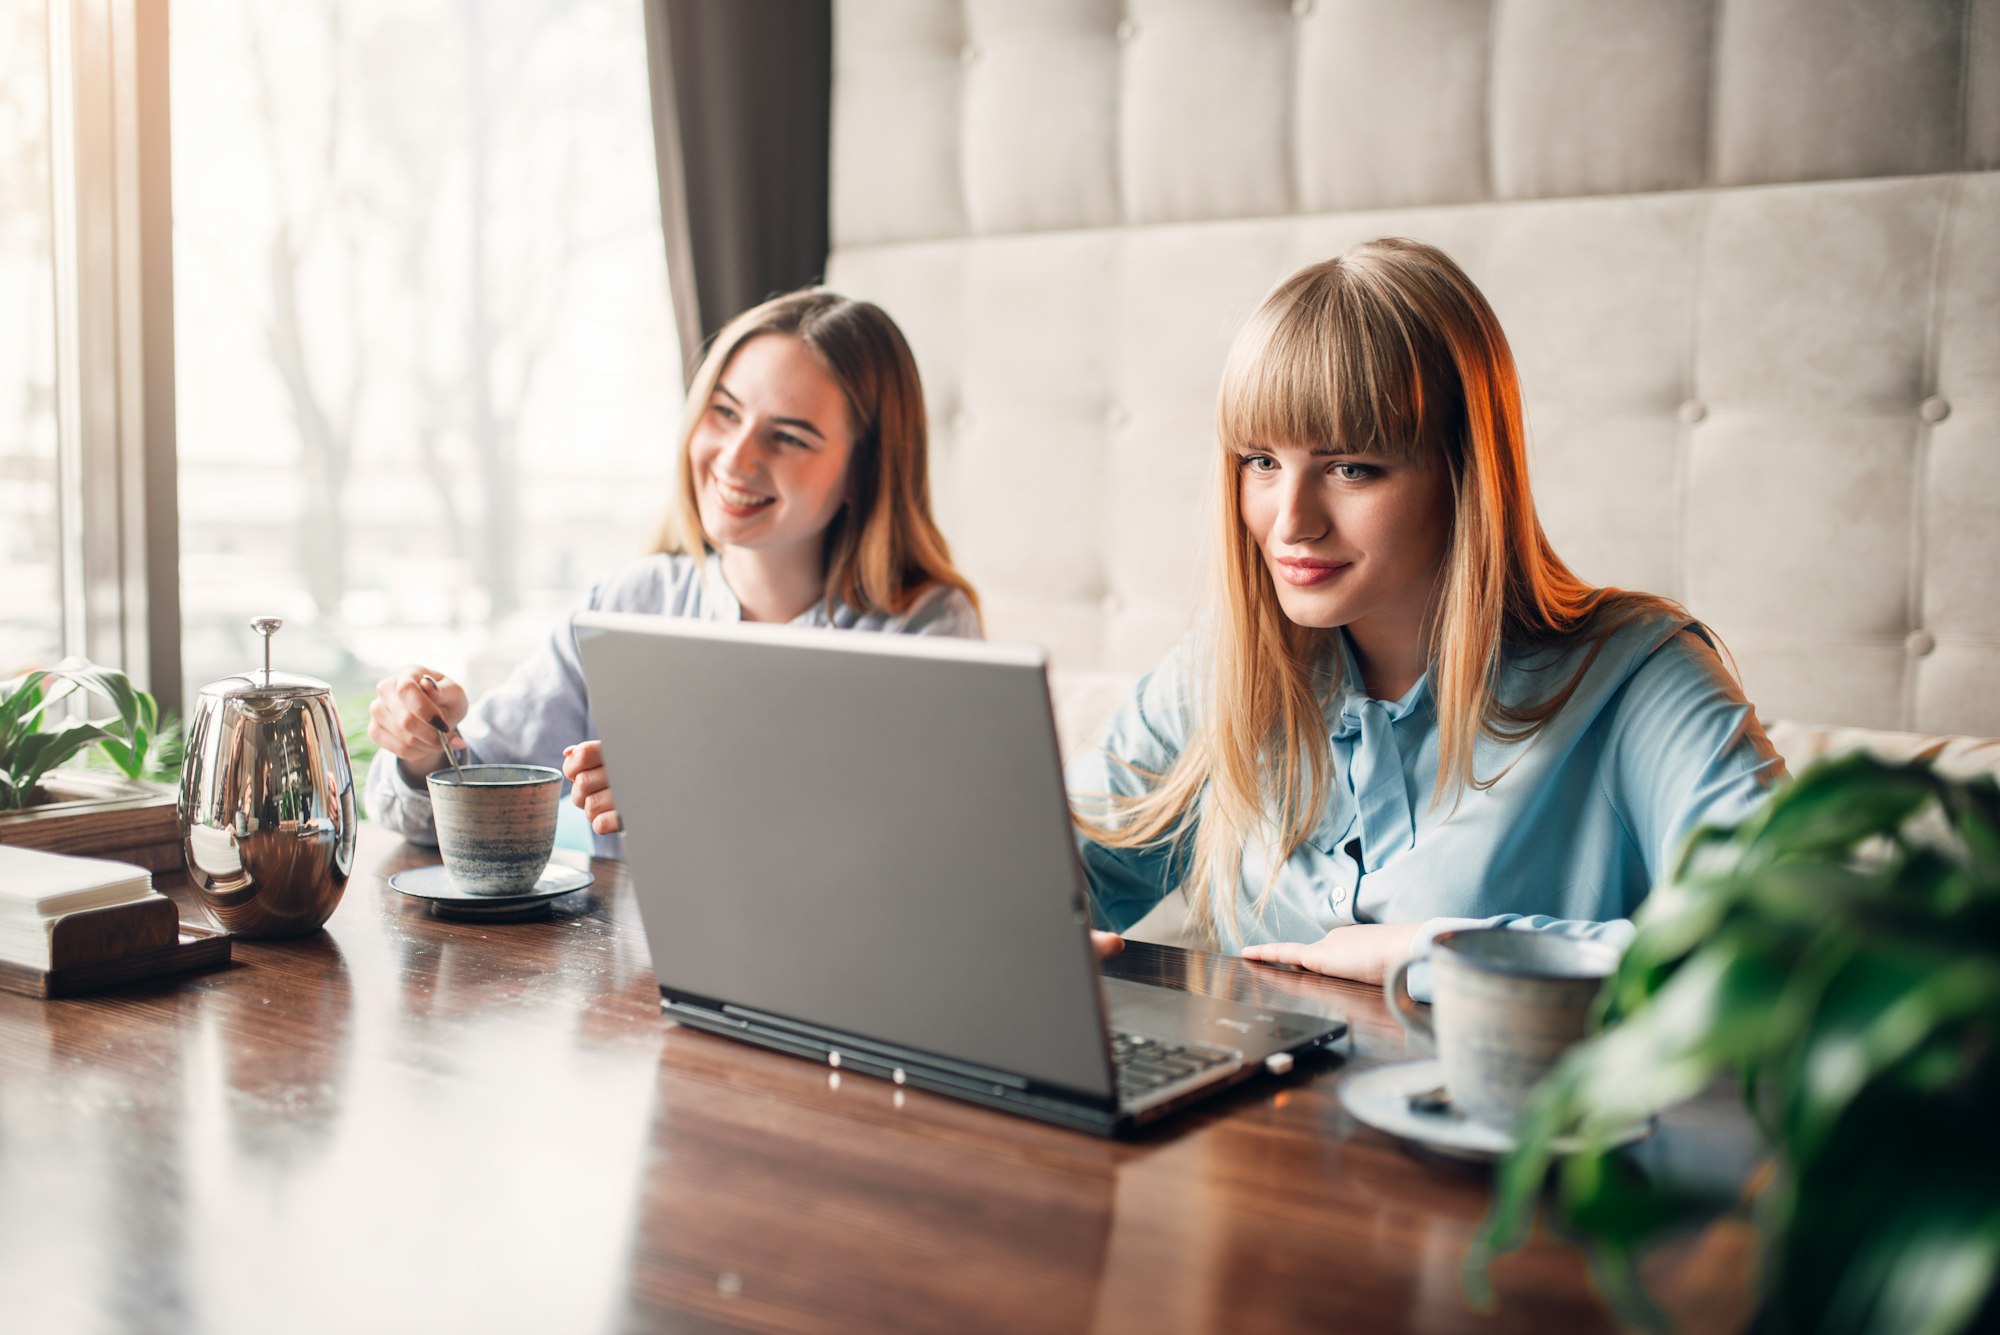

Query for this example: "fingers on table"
[1242,942,1313,968]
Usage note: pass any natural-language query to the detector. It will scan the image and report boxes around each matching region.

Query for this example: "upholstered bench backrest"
[826,1,2000,743]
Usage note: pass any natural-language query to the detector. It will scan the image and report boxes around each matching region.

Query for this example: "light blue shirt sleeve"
[1401,627,1784,999]
[1066,644,1200,933]
[1599,627,1781,866]
[893,584,983,640]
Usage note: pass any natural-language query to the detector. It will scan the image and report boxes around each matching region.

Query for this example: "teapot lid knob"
[250,617,282,680]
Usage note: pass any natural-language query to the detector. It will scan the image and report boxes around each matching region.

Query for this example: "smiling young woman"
[364,290,982,852]
[1069,238,1785,993]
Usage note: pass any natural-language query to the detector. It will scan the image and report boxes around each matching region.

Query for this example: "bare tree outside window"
[172,0,679,712]
[0,0,63,678]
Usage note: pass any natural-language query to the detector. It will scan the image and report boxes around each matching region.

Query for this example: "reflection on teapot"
[179,617,355,937]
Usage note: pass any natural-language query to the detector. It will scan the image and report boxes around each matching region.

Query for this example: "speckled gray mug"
[1385,928,1620,1131]
[427,764,563,895]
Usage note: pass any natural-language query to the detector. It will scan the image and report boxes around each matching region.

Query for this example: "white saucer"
[388,862,594,919]
[1338,1058,1650,1164]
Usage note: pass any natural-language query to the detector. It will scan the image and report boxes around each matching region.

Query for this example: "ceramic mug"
[426,764,563,895]
[1384,928,1620,1131]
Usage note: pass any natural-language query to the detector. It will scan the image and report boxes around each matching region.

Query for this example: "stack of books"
[0,846,228,998]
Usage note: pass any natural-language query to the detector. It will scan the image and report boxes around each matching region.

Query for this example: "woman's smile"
[1272,555,1351,587]
[711,478,776,515]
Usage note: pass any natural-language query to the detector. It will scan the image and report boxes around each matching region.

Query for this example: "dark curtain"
[643,0,833,380]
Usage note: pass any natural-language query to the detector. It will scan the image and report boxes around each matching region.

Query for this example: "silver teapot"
[179,617,355,936]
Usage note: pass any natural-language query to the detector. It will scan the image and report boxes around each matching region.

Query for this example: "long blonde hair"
[656,289,978,621]
[1078,238,1680,945]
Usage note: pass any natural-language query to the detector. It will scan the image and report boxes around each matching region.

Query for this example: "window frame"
[47,0,179,704]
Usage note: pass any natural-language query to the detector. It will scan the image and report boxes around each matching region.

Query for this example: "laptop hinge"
[719,1000,1034,1090]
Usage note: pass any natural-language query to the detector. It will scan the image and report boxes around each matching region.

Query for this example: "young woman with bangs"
[366,289,981,852]
[1069,238,1784,990]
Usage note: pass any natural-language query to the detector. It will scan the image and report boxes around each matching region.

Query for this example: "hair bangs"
[1217,262,1450,467]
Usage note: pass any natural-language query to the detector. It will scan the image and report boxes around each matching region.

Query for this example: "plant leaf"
[11,723,112,794]
[48,658,151,774]
[1473,930,1801,1309]
[52,657,141,730]
[1784,948,2000,1162]
[1771,1079,2000,1335]
[1576,927,1797,1123]
[1748,756,1937,861]
[0,671,49,754]
[147,712,185,782]
[1465,1068,1582,1304]
[1556,1150,1711,1335]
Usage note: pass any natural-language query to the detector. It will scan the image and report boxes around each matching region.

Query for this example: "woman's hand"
[562,740,622,835]
[368,666,470,783]
[1241,922,1421,985]
[1091,930,1125,960]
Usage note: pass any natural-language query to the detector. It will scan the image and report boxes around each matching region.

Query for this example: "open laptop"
[573,612,1346,1135]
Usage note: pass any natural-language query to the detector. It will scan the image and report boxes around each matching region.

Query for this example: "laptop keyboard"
[1111,1030,1235,1104]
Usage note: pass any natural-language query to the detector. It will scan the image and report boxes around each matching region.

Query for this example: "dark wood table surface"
[0,825,1758,1333]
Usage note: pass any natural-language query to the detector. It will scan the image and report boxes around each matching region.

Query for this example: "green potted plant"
[1468,752,2000,1333]
[0,659,183,870]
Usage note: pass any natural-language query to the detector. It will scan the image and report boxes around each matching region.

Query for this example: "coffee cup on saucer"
[426,764,563,895]
[1383,928,1620,1132]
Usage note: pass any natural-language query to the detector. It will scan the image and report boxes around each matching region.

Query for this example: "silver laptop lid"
[574,612,1116,1098]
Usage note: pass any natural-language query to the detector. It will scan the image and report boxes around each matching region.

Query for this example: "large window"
[0,0,62,677]
[170,0,679,713]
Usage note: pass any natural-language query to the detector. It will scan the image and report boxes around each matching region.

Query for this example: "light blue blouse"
[1068,612,1785,990]
[366,550,982,856]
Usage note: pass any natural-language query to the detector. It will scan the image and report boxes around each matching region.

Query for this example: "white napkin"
[0,847,156,966]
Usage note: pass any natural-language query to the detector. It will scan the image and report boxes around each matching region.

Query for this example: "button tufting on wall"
[1906,630,1937,658]
[1292,0,1316,15]
[952,409,972,435]
[959,43,980,68]
[1677,399,1707,425]
[1102,592,1123,615]
[1106,406,1130,430]
[1920,396,1951,423]
[1116,19,1138,42]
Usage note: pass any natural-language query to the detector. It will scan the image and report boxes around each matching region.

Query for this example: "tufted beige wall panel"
[828,1,2000,736]
[834,0,1998,245]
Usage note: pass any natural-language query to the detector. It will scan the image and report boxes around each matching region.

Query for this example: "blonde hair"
[1078,238,1680,945]
[656,289,979,622]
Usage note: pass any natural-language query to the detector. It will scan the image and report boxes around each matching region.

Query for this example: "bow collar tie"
[1326,634,1433,872]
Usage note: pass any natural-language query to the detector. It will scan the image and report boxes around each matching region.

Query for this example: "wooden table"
[0,825,1756,1333]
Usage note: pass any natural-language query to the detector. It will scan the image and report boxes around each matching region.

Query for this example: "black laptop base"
[663,992,1127,1134]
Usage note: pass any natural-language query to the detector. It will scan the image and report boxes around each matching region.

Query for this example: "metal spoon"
[419,674,468,781]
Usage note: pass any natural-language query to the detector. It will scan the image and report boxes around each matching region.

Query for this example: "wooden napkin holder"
[0,896,231,1000]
